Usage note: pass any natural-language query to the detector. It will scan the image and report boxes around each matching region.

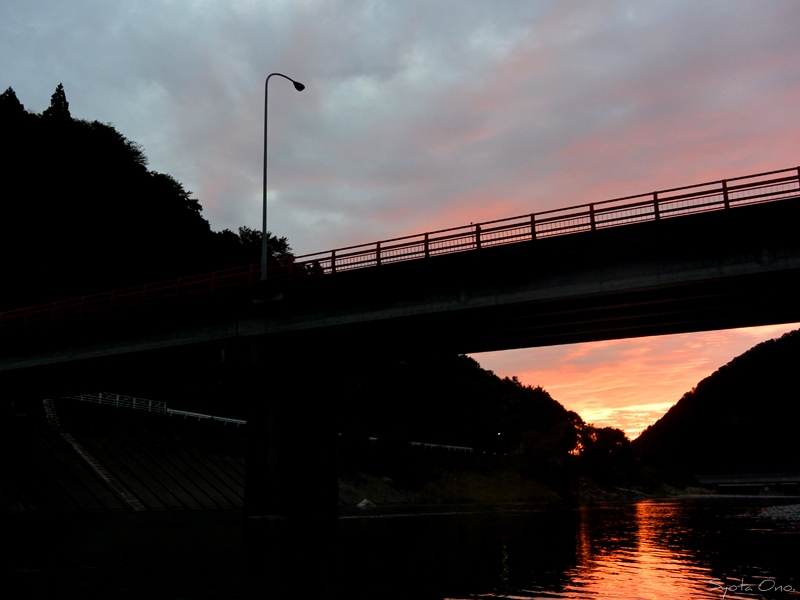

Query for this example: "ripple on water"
[439,499,800,599]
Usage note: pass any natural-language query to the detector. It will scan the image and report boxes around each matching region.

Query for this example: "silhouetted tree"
[576,424,634,484]
[0,87,25,118]
[42,83,70,121]
[236,226,292,263]
[0,85,295,310]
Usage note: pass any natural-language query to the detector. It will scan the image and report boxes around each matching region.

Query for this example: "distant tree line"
[337,354,639,491]
[0,84,290,310]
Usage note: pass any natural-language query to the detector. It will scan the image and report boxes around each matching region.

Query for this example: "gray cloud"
[2,0,800,255]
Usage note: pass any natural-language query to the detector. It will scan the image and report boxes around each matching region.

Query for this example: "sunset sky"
[3,1,799,436]
[472,323,800,439]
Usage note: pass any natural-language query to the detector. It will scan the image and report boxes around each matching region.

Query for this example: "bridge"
[2,166,800,363]
[1,166,800,524]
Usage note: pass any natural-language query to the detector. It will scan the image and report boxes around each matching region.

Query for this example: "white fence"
[63,392,245,426]
[63,392,167,413]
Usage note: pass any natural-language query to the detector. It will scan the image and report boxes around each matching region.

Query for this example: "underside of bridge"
[255,197,800,355]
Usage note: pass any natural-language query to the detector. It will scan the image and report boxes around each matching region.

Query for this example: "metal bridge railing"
[2,166,798,329]
[63,392,246,426]
[293,167,800,273]
[63,392,167,414]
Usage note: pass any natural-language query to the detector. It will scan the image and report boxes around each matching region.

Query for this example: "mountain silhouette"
[635,329,800,474]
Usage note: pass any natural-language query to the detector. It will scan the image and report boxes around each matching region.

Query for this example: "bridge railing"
[0,264,263,328]
[291,167,800,274]
[2,166,798,328]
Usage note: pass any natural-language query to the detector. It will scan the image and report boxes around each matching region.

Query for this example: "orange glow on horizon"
[472,323,800,439]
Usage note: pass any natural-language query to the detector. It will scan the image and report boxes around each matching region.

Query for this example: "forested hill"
[0,84,289,311]
[634,328,800,474]
[339,354,581,453]
[338,354,641,490]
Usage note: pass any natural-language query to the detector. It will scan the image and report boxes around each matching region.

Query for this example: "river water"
[336,498,800,599]
[6,497,800,599]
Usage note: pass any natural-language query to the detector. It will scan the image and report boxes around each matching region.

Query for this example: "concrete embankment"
[1,397,245,512]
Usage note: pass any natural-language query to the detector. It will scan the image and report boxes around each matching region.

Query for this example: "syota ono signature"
[710,578,794,598]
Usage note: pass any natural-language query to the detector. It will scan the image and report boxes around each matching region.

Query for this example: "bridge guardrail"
[2,166,798,329]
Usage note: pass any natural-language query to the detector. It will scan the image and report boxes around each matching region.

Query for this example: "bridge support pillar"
[241,339,339,597]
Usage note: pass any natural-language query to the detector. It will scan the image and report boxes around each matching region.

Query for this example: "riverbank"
[338,471,659,511]
[759,503,800,523]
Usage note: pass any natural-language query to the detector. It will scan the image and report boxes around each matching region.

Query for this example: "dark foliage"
[635,328,800,475]
[0,87,25,118]
[336,354,636,490]
[216,226,292,266]
[338,355,575,452]
[0,85,290,310]
[42,83,70,121]
[575,423,635,485]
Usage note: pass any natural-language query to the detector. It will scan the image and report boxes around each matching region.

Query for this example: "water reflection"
[560,502,716,599]
[7,499,799,598]
[435,500,800,599]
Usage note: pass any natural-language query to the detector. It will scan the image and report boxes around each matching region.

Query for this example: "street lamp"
[262,72,305,281]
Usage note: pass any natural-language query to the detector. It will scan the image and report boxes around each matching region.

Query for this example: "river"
[6,497,800,598]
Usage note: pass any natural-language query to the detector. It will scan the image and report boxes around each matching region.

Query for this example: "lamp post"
[262,73,305,281]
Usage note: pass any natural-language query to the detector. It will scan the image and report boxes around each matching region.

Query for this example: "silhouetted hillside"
[338,354,640,492]
[0,85,289,310]
[338,355,576,451]
[635,329,800,475]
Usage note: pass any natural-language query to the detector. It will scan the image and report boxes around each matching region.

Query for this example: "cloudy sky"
[3,0,799,436]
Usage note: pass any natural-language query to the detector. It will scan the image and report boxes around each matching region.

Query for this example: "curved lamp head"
[262,72,304,282]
